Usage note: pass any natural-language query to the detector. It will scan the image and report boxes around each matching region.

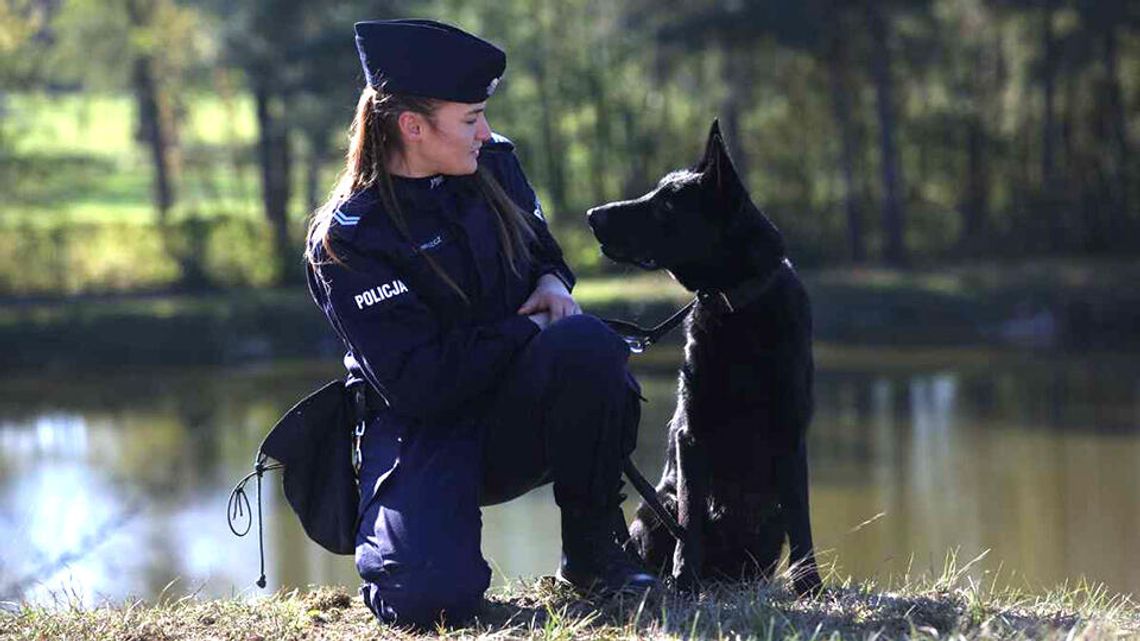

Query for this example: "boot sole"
[555,567,660,597]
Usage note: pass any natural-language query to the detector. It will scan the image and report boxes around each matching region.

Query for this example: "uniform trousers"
[354,314,640,628]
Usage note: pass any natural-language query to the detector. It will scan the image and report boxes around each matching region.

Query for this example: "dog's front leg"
[775,438,822,597]
[672,426,708,592]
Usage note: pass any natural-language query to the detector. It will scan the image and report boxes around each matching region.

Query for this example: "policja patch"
[354,279,409,309]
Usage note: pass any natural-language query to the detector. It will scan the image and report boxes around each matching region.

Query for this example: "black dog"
[587,120,822,597]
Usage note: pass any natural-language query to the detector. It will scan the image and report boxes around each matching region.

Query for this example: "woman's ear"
[397,111,425,142]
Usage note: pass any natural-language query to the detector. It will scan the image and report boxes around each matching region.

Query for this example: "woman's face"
[407,100,492,176]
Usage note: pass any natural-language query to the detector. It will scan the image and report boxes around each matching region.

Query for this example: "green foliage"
[0,1,67,90]
[0,215,280,295]
[1,0,1138,295]
[48,0,210,90]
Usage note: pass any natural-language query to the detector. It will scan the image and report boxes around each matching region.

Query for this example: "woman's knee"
[360,560,489,629]
[538,314,630,373]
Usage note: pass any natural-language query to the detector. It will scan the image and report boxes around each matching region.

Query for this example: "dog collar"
[697,257,792,314]
[601,257,793,353]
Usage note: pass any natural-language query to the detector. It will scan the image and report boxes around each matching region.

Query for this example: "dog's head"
[587,120,784,291]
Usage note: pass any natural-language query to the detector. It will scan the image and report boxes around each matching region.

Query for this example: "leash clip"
[624,336,648,354]
[717,291,735,313]
[603,297,697,355]
[698,289,735,314]
[351,385,368,478]
[352,420,366,477]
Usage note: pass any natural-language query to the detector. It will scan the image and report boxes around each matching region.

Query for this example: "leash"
[603,297,697,353]
[623,458,686,542]
[601,259,792,350]
[604,306,694,544]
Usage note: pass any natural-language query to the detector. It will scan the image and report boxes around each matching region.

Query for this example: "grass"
[2,92,265,227]
[3,554,1137,640]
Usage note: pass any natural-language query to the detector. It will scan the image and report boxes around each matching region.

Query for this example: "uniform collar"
[390,172,480,211]
[392,173,447,190]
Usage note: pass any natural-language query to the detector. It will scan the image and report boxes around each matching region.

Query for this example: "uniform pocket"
[357,412,404,516]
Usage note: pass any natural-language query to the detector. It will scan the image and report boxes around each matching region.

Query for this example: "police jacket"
[306,133,575,423]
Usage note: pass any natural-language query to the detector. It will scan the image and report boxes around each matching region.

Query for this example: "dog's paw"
[671,566,701,595]
[792,571,823,599]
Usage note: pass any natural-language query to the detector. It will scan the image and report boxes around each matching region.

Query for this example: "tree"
[211,0,392,284]
[1073,0,1139,246]
[864,0,907,266]
[52,0,201,223]
[651,0,823,181]
[822,2,866,262]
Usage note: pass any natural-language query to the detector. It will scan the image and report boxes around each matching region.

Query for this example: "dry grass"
[3,554,1137,640]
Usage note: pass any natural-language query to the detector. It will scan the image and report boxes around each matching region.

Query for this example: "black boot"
[557,505,659,595]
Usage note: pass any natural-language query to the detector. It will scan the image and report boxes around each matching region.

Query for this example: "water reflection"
[1,353,1138,606]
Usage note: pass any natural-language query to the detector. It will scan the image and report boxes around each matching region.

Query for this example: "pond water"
[1,348,1138,607]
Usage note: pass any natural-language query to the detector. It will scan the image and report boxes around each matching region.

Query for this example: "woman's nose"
[476,114,492,142]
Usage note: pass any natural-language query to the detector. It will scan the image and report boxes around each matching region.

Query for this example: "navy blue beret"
[354,19,506,103]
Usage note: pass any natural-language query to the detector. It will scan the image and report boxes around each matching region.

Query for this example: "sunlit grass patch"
[3,91,271,227]
[3,555,1137,640]
[574,272,690,307]
[183,92,259,146]
[5,93,135,158]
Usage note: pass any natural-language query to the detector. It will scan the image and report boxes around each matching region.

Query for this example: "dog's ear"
[696,119,723,173]
[698,118,747,207]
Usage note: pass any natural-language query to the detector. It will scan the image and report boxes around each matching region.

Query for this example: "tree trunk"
[533,0,567,217]
[304,127,329,216]
[719,42,749,182]
[866,1,906,267]
[620,104,649,196]
[1039,0,1069,251]
[589,68,609,206]
[961,117,987,253]
[125,0,175,223]
[960,42,990,256]
[826,24,864,263]
[255,86,294,285]
[1041,0,1058,189]
[131,57,174,222]
[1103,24,1129,243]
[1062,63,1097,250]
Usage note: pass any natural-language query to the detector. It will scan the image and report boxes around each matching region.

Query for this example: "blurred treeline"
[1,0,1137,295]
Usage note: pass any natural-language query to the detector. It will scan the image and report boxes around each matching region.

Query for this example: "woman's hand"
[527,311,552,330]
[518,274,580,327]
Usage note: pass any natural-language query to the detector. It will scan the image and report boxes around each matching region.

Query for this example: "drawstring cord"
[227,454,282,589]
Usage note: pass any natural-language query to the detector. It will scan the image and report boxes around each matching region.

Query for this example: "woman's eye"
[465,120,477,125]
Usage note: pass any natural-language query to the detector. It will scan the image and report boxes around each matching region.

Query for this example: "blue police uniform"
[307,134,643,627]
[303,19,654,628]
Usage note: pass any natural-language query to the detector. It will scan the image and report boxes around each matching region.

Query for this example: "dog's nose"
[586,206,604,231]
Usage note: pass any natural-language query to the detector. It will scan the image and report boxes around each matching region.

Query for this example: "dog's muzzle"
[598,244,658,270]
[587,203,660,270]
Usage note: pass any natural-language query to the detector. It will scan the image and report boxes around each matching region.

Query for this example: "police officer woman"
[305,19,657,628]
